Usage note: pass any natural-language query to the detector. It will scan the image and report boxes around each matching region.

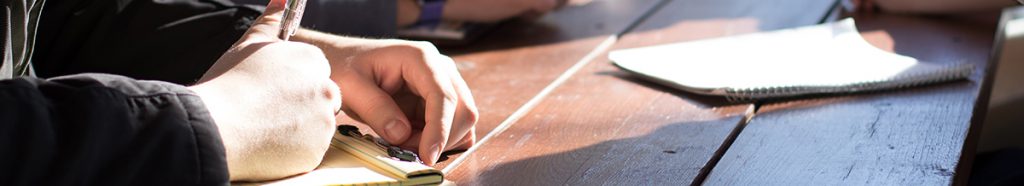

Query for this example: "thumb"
[258,0,288,26]
[242,0,288,41]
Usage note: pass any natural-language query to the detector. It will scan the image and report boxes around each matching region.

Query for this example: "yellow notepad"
[264,132,444,186]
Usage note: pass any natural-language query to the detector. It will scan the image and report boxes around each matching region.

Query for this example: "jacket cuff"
[49,73,230,184]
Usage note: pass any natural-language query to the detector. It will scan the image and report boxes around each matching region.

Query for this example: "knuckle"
[464,106,480,124]
[321,81,341,101]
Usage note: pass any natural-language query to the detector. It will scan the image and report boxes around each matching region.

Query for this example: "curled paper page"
[610,18,972,101]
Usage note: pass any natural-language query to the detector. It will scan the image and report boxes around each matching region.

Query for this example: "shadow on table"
[853,13,997,67]
[595,70,738,108]
[470,120,737,185]
[441,20,564,56]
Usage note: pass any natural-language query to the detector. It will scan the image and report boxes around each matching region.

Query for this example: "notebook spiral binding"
[723,63,975,102]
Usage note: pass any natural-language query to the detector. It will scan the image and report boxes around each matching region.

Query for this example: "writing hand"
[189,0,341,180]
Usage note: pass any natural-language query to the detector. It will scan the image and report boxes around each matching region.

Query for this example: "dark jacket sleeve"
[233,0,398,37]
[0,73,228,186]
[32,0,263,85]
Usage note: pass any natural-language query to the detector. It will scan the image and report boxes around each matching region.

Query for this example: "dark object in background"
[398,21,500,46]
[971,148,1024,186]
[33,0,260,85]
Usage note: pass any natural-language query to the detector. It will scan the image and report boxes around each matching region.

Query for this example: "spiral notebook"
[609,18,973,101]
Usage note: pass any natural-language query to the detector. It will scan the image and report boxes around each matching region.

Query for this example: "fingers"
[338,73,413,144]
[333,41,477,166]
[264,0,287,20]
[258,0,287,27]
[449,126,476,151]
[406,50,479,165]
[416,88,457,166]
[406,54,460,166]
[444,60,478,147]
[398,126,474,152]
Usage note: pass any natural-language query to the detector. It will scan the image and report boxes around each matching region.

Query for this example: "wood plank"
[703,13,1000,185]
[444,0,838,184]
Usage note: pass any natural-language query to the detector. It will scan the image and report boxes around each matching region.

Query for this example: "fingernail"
[383,120,407,143]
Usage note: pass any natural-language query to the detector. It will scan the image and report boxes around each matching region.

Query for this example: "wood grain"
[445,0,838,184]
[703,13,1000,185]
[337,0,669,169]
[432,0,669,169]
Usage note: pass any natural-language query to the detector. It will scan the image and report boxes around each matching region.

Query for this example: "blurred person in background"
[233,0,567,37]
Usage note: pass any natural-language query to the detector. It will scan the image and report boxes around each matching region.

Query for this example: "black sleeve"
[232,0,398,38]
[32,0,263,85]
[0,73,228,186]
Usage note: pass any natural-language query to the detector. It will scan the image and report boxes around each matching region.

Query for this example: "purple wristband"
[416,0,445,27]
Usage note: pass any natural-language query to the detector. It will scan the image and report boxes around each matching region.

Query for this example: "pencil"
[279,0,307,40]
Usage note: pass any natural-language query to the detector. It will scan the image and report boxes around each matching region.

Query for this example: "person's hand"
[188,0,341,181]
[293,30,479,166]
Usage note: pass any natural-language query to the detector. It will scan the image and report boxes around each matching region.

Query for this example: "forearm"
[875,0,1018,14]
[292,29,381,57]
[292,28,429,61]
[0,74,228,185]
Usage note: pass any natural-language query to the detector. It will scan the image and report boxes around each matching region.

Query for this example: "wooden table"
[702,12,1000,185]
[425,0,1002,185]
